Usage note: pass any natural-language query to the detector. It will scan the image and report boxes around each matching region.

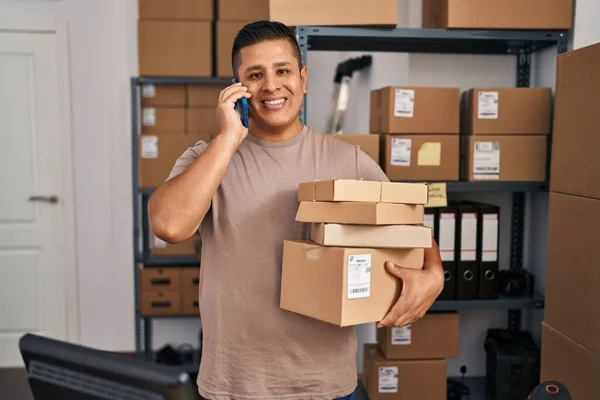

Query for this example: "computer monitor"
[19,333,197,400]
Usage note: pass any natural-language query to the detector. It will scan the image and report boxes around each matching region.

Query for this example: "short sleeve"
[356,146,390,182]
[166,140,210,181]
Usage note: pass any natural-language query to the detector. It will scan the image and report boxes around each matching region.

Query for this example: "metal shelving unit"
[131,27,569,386]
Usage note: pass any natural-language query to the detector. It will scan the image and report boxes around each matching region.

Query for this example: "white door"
[0,31,68,367]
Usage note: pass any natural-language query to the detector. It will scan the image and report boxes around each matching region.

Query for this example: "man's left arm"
[356,147,444,328]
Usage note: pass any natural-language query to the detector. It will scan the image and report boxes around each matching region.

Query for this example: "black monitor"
[19,333,197,400]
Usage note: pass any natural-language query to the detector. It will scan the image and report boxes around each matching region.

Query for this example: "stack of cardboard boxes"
[363,310,460,400]
[280,179,431,326]
[139,267,201,316]
[540,42,600,397]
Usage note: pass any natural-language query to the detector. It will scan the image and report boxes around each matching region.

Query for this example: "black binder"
[455,201,479,300]
[437,204,457,301]
[424,208,438,243]
[470,201,500,300]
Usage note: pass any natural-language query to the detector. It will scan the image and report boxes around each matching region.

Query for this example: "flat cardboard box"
[541,322,600,400]
[141,84,186,107]
[280,241,424,326]
[139,133,203,188]
[462,88,552,135]
[462,135,547,182]
[182,290,199,315]
[150,233,199,257]
[297,180,429,205]
[370,87,460,134]
[376,312,459,360]
[382,135,459,181]
[138,0,213,21]
[422,0,573,29]
[550,42,600,200]
[186,107,218,136]
[217,21,248,77]
[296,202,424,225]
[363,344,447,400]
[545,192,600,355]
[331,134,380,164]
[188,84,227,108]
[271,0,397,26]
[181,268,200,293]
[311,223,432,249]
[138,21,212,77]
[140,108,185,135]
[139,267,181,292]
[140,291,182,316]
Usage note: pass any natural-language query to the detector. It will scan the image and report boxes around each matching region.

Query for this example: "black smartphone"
[232,79,249,128]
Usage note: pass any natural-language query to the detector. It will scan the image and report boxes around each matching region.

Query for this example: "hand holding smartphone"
[232,79,250,128]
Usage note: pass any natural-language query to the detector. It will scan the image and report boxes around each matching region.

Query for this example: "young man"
[148,21,444,400]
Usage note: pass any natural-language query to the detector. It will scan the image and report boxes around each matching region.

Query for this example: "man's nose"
[262,72,280,92]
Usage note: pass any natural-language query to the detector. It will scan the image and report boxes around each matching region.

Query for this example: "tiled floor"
[0,369,34,400]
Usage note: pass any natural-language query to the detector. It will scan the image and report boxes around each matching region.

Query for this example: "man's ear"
[300,65,308,94]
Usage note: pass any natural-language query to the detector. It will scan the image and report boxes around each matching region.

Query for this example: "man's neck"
[249,120,305,142]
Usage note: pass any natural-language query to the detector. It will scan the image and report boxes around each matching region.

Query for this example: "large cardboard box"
[382,135,459,181]
[462,88,552,135]
[462,135,547,182]
[138,21,212,77]
[141,85,187,108]
[310,223,432,249]
[331,134,380,165]
[140,267,181,293]
[217,21,247,77]
[545,192,600,356]
[217,0,269,21]
[370,87,460,134]
[140,108,186,135]
[422,0,573,29]
[188,84,227,108]
[139,0,213,21]
[280,241,424,326]
[150,232,199,257]
[541,322,600,400]
[550,42,600,200]
[376,312,460,360]
[297,180,429,204]
[296,202,424,225]
[363,344,447,400]
[186,107,219,137]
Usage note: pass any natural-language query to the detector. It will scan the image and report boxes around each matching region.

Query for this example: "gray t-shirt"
[168,125,389,400]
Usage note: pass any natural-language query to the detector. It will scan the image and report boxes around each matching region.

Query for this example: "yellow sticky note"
[426,183,447,208]
[417,142,441,166]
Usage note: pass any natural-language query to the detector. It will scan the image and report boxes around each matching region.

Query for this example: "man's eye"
[278,69,290,75]
[249,73,262,79]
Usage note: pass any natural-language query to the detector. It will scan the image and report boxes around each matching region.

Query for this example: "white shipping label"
[473,141,500,180]
[424,214,435,230]
[439,213,455,262]
[460,213,477,261]
[482,214,499,262]
[348,254,371,299]
[153,235,167,248]
[394,89,415,118]
[142,108,156,126]
[391,325,412,345]
[141,136,159,159]
[391,138,411,166]
[477,91,499,119]
[142,84,156,98]
[378,367,399,393]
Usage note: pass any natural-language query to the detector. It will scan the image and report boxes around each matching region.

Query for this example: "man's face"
[236,39,307,132]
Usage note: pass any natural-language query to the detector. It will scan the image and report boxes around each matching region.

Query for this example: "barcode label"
[391,325,412,345]
[142,108,156,126]
[378,367,398,393]
[391,138,411,166]
[473,141,500,180]
[477,91,499,119]
[394,89,415,118]
[348,254,371,299]
[141,136,159,159]
[142,84,156,98]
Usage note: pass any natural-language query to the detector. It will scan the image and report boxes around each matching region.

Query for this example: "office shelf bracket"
[296,26,309,124]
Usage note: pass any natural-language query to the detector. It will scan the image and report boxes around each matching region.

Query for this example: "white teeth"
[263,98,285,105]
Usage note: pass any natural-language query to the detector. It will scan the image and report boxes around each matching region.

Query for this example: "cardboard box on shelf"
[138,21,212,77]
[376,312,460,360]
[141,85,187,108]
[140,291,182,316]
[217,0,270,21]
[217,21,248,77]
[181,268,200,293]
[310,223,432,249]
[297,180,429,204]
[381,135,459,181]
[182,290,200,315]
[330,134,380,164]
[363,344,447,400]
[296,202,424,225]
[140,267,181,293]
[540,322,599,400]
[370,87,460,134]
[140,108,185,135]
[188,84,227,108]
[280,241,424,326]
[422,0,573,29]
[150,233,199,257]
[545,192,600,356]
[462,88,552,135]
[139,0,213,21]
[186,107,219,137]
[462,135,547,182]
[550,42,600,200]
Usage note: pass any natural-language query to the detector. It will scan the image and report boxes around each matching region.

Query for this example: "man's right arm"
[147,82,251,244]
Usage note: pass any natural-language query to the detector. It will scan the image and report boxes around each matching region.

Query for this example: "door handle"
[28,195,59,204]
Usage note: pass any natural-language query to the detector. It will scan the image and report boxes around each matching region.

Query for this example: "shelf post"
[131,77,143,352]
[296,26,308,124]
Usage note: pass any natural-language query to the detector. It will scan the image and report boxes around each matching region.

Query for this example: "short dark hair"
[231,20,303,78]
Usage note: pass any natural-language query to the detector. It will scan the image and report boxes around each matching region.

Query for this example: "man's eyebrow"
[245,61,292,72]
